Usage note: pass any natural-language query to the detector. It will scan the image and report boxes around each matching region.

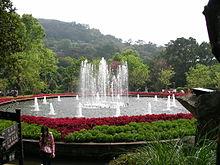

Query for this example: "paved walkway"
[4,155,110,165]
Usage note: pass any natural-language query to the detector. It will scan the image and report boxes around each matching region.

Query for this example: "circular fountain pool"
[1,95,189,118]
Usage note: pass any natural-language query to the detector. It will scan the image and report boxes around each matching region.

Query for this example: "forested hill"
[38,18,163,62]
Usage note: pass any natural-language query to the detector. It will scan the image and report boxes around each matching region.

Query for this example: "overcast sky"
[12,0,210,46]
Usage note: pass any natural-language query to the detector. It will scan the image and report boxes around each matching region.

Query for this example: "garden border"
[23,138,182,159]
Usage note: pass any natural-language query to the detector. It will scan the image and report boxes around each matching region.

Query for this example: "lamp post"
[203,0,220,62]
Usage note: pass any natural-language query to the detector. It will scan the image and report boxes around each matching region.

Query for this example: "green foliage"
[186,63,220,89]
[109,140,216,165]
[160,37,217,87]
[211,64,220,88]
[159,69,175,89]
[0,120,61,140]
[64,119,196,143]
[110,49,150,91]
[0,78,8,93]
[0,120,16,130]
[58,57,85,92]
[2,14,59,94]
[0,0,25,68]
[148,58,171,91]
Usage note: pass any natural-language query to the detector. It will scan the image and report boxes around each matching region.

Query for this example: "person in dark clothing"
[39,126,55,165]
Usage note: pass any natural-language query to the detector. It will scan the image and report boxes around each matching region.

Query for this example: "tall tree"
[58,57,84,92]
[5,14,58,94]
[148,57,174,91]
[0,0,24,68]
[161,37,217,87]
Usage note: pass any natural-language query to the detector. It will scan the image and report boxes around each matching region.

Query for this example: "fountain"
[80,57,128,110]
[43,96,48,104]
[76,95,79,100]
[115,103,121,117]
[49,103,56,115]
[171,94,177,107]
[2,94,189,118]
[147,102,152,114]
[154,95,158,101]
[163,95,171,111]
[1,58,190,118]
[33,97,40,111]
[76,102,83,117]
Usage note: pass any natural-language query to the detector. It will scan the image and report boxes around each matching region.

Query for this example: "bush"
[109,140,216,165]
[64,119,196,143]
[0,120,61,140]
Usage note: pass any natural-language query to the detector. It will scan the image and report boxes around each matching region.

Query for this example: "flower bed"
[22,113,193,137]
[128,92,187,96]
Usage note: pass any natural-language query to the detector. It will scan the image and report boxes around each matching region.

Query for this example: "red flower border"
[22,113,193,137]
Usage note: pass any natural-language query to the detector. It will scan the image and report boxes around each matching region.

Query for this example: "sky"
[12,0,210,46]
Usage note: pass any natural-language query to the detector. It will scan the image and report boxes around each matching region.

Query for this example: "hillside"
[38,19,163,62]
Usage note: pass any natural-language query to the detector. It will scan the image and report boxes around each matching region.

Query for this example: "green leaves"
[64,119,196,143]
[158,69,175,89]
[110,49,150,91]
[0,0,25,67]
[161,37,217,87]
[186,63,220,88]
[109,139,216,165]
[1,14,59,94]
[0,120,61,140]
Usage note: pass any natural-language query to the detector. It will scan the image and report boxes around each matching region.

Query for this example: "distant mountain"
[38,19,163,62]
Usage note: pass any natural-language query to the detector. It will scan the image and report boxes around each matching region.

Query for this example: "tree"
[0,0,24,67]
[58,57,85,92]
[186,64,214,88]
[158,69,175,89]
[110,49,150,91]
[210,64,220,88]
[198,42,218,65]
[161,37,217,87]
[148,57,173,92]
[4,14,58,94]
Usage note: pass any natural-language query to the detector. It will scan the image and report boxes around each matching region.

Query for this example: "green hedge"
[0,120,61,140]
[64,119,196,143]
[0,119,196,143]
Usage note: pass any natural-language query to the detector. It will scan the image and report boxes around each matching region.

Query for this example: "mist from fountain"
[43,96,48,104]
[76,95,79,100]
[76,102,83,117]
[80,57,128,109]
[148,102,152,114]
[115,103,121,117]
[33,97,40,111]
[58,96,61,102]
[164,95,171,111]
[154,95,158,101]
[171,94,177,107]
[49,103,56,115]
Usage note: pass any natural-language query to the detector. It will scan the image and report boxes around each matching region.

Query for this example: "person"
[39,126,55,165]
